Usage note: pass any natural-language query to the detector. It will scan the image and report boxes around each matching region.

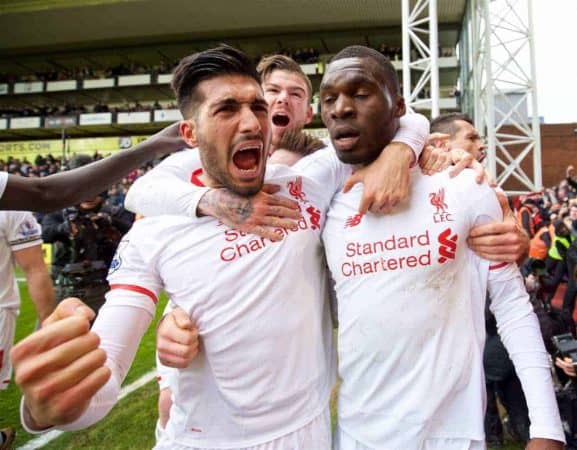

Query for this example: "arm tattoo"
[198,188,254,225]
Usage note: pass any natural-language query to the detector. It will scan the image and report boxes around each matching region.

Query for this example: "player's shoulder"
[128,215,196,240]
[421,168,490,195]
[0,210,38,228]
[156,147,200,170]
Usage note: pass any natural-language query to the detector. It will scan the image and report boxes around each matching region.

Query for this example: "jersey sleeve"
[392,113,429,165]
[22,223,165,432]
[124,148,209,218]
[488,267,565,442]
[106,222,164,316]
[453,171,503,230]
[0,172,7,200]
[6,211,42,251]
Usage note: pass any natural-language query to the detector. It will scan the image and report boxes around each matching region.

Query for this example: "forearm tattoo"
[199,188,254,225]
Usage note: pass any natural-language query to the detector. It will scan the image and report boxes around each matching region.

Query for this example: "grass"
[5,274,524,449]
[3,273,167,448]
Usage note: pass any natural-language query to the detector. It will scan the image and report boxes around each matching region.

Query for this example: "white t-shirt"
[63,164,337,448]
[0,172,7,200]
[0,211,42,309]
[319,169,564,448]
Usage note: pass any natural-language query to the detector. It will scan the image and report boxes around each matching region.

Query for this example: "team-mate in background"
[0,211,55,449]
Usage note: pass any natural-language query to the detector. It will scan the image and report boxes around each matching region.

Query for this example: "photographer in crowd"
[41,155,134,315]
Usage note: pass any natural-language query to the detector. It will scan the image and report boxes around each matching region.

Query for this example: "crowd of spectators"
[0,43,458,86]
[0,101,179,119]
[0,153,155,209]
[0,61,177,84]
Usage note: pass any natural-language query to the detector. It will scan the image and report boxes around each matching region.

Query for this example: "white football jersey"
[322,169,562,448]
[0,172,7,200]
[108,164,336,448]
[0,211,42,309]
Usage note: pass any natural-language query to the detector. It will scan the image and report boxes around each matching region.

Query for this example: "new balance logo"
[345,213,363,228]
[437,227,458,263]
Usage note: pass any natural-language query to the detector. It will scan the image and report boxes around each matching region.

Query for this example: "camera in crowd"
[553,334,577,372]
[64,205,112,231]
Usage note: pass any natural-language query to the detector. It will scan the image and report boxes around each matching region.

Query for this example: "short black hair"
[171,44,260,118]
[430,113,474,136]
[330,45,400,95]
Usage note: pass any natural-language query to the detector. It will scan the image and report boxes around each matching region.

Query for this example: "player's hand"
[419,133,451,175]
[447,148,485,183]
[555,357,577,378]
[343,141,413,214]
[157,307,199,368]
[11,298,110,429]
[526,438,565,450]
[145,122,191,156]
[197,184,302,242]
[467,191,529,263]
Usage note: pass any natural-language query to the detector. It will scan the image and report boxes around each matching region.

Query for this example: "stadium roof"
[0,0,467,55]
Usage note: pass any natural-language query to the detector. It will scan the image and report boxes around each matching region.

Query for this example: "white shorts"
[154,408,332,450]
[156,353,177,391]
[334,427,485,450]
[156,419,166,444]
[0,307,17,390]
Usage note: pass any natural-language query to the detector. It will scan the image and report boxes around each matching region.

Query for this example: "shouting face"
[262,69,313,149]
[181,74,271,196]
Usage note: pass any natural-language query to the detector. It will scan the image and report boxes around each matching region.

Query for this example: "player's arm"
[489,268,565,448]
[0,123,187,212]
[468,180,564,447]
[14,244,55,323]
[16,228,160,431]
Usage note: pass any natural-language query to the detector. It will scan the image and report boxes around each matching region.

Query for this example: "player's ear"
[304,104,313,125]
[394,95,406,118]
[179,119,197,147]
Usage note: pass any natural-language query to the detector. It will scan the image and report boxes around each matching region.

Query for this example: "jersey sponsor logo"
[341,231,432,277]
[220,218,310,262]
[287,176,308,204]
[429,188,453,223]
[345,213,363,228]
[437,228,458,263]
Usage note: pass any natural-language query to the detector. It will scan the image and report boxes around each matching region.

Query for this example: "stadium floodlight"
[461,0,542,194]
[401,0,440,117]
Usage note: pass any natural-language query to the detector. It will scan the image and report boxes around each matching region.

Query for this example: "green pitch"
[3,277,167,448]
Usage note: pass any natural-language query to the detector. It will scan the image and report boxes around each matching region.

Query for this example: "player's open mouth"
[272,112,291,127]
[333,127,361,152]
[232,141,263,179]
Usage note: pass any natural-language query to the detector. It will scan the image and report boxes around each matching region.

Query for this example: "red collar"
[190,168,205,187]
